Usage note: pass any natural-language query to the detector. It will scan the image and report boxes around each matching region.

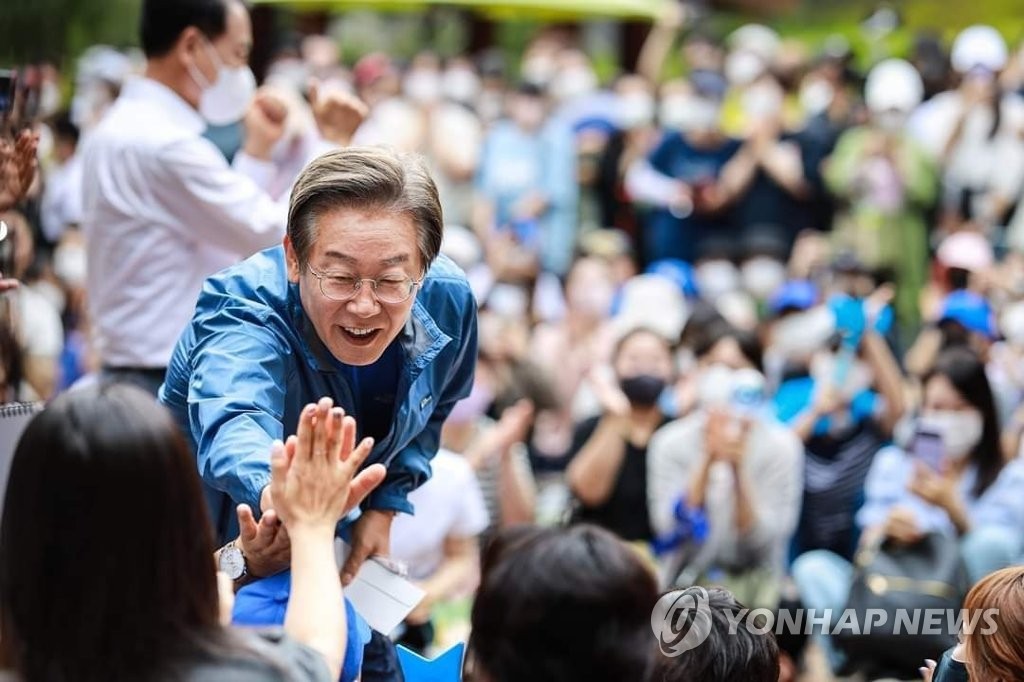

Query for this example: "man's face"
[285,207,423,366]
[190,0,253,84]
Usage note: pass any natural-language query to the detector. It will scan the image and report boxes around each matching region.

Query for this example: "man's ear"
[283,235,301,282]
[175,26,204,72]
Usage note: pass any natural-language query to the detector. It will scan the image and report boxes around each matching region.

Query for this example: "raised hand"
[309,80,368,147]
[270,397,385,531]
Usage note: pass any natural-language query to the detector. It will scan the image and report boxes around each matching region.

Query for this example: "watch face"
[219,546,245,581]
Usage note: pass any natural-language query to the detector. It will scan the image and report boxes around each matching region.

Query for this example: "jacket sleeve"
[186,303,289,514]
[366,291,479,514]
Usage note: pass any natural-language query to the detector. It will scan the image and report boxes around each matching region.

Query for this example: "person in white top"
[81,0,365,394]
[389,448,489,651]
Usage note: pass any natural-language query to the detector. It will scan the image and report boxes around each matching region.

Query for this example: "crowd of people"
[6,0,1024,679]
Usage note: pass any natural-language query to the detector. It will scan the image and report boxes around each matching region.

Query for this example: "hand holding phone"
[911,429,945,472]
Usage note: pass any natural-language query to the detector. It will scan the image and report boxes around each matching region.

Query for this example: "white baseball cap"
[951,25,1008,73]
[865,58,923,112]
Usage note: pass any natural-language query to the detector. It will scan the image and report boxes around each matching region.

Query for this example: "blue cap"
[769,280,818,314]
[939,290,996,339]
[233,571,372,682]
[645,258,699,298]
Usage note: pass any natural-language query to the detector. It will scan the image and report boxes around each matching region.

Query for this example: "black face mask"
[619,374,667,407]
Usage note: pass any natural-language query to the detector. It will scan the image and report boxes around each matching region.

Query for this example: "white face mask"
[695,259,740,302]
[551,68,597,102]
[697,364,766,412]
[741,257,786,300]
[918,410,984,461]
[617,93,655,129]
[800,79,834,117]
[189,41,257,125]
[660,95,720,133]
[403,70,442,105]
[725,50,765,86]
[771,306,836,359]
[810,351,874,399]
[441,68,480,104]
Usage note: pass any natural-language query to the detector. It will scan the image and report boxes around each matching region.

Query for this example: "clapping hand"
[705,409,751,467]
[309,80,368,147]
[242,89,288,160]
[0,129,38,212]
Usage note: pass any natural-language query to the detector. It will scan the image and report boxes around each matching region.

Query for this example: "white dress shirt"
[81,76,286,368]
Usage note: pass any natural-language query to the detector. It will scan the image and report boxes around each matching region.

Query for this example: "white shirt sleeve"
[231,150,278,192]
[154,137,287,256]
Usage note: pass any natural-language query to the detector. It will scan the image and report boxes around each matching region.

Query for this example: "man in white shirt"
[82,0,364,394]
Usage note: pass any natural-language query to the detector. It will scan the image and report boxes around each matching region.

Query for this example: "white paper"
[336,539,426,634]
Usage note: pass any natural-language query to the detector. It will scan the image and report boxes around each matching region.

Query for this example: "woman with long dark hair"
[792,347,1024,675]
[0,384,384,681]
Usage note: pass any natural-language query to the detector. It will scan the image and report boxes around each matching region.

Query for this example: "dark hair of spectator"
[469,524,658,682]
[924,347,1003,498]
[694,321,764,372]
[139,0,232,58]
[649,588,780,682]
[613,326,674,362]
[0,383,269,680]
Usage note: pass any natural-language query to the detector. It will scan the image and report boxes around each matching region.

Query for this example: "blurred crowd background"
[6,1,1024,679]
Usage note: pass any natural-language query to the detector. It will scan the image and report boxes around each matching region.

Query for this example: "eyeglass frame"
[305,263,423,304]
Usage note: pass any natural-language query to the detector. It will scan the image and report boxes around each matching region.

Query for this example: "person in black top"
[565,326,674,543]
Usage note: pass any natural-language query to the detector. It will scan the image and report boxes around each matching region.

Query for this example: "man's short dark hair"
[139,0,232,58]
[650,588,779,682]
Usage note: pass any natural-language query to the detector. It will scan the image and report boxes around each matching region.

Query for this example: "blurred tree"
[2,0,140,65]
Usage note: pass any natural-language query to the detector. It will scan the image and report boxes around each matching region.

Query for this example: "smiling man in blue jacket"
[160,146,477,590]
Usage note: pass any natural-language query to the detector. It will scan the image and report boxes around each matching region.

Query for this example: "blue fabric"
[232,571,371,682]
[768,280,817,314]
[645,258,700,298]
[159,246,478,544]
[774,376,878,437]
[855,445,1024,537]
[642,132,742,263]
[652,494,710,556]
[342,340,402,442]
[475,119,578,275]
[939,289,997,338]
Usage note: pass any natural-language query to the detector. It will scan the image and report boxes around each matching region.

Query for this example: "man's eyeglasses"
[306,265,421,304]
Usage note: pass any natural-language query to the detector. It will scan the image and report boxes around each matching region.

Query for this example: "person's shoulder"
[431,448,476,483]
[995,456,1024,484]
[181,628,333,682]
[869,444,911,476]
[650,413,704,451]
[201,247,289,305]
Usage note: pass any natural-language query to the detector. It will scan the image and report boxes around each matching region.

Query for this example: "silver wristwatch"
[218,541,248,581]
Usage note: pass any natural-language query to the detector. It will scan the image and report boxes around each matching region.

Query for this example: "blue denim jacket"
[159,246,478,544]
